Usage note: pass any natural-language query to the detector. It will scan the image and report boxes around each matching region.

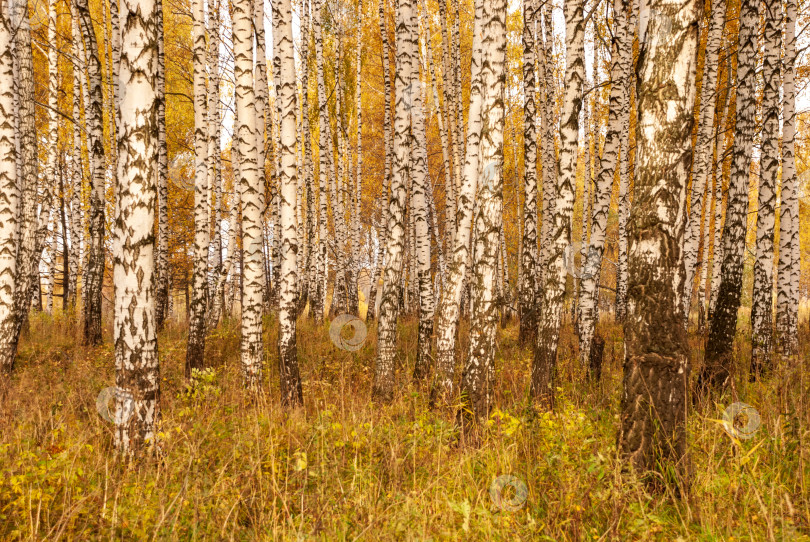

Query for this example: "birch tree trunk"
[681,0,725,322]
[45,0,59,308]
[578,0,629,367]
[700,0,759,392]
[410,10,434,382]
[274,0,303,407]
[0,6,18,372]
[459,0,507,426]
[68,6,85,316]
[775,0,799,357]
[518,0,538,345]
[618,0,698,476]
[749,0,780,377]
[372,0,417,401]
[531,0,584,409]
[312,0,330,322]
[114,0,160,453]
[186,0,209,377]
[75,0,106,346]
[430,0,486,404]
[154,0,170,329]
[207,0,223,318]
[234,0,264,391]
[300,0,315,315]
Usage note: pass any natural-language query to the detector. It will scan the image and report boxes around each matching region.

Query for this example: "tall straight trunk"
[10,0,40,359]
[274,0,303,407]
[255,0,272,310]
[518,0,538,345]
[0,6,18,372]
[537,4,556,275]
[114,0,160,454]
[437,0,457,246]
[430,0,486,403]
[451,0,463,164]
[353,1,364,319]
[775,0,799,356]
[154,0,169,329]
[577,0,629,366]
[76,0,106,346]
[207,0,223,314]
[372,0,416,402]
[749,0,780,377]
[45,0,59,306]
[681,0,726,321]
[531,0,584,409]
[410,8,434,382]
[312,0,330,322]
[367,0,394,322]
[68,6,84,315]
[618,0,698,477]
[700,0,759,392]
[234,0,264,390]
[459,0,507,425]
[300,0,315,314]
[186,0,209,377]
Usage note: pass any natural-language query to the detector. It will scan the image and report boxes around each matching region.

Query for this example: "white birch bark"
[154,0,169,329]
[681,0,725,321]
[775,0,799,356]
[460,0,507,425]
[531,0,584,408]
[114,0,160,453]
[186,0,209,376]
[273,0,303,406]
[234,0,265,390]
[312,0,330,322]
[0,6,18,372]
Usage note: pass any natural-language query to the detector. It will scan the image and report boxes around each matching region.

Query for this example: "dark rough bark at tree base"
[588,334,604,381]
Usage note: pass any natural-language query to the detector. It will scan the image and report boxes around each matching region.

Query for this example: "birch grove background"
[0,0,810,536]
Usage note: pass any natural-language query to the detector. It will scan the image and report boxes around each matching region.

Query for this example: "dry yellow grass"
[0,311,808,540]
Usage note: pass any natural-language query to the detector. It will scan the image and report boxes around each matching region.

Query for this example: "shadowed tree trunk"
[618,0,699,480]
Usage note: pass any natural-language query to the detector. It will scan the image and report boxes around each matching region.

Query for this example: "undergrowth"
[0,311,808,540]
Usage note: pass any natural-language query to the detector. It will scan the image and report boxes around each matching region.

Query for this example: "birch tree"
[186,0,209,376]
[76,0,106,346]
[114,0,160,453]
[154,0,169,329]
[312,0,330,322]
[750,0,780,376]
[775,0,799,357]
[234,0,264,390]
[372,0,416,402]
[532,0,584,408]
[519,0,538,345]
[274,0,303,406]
[0,4,17,372]
[700,0,759,392]
[618,0,698,476]
[431,0,486,403]
[460,0,507,425]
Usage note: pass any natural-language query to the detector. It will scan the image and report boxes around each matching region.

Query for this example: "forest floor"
[0,310,808,540]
